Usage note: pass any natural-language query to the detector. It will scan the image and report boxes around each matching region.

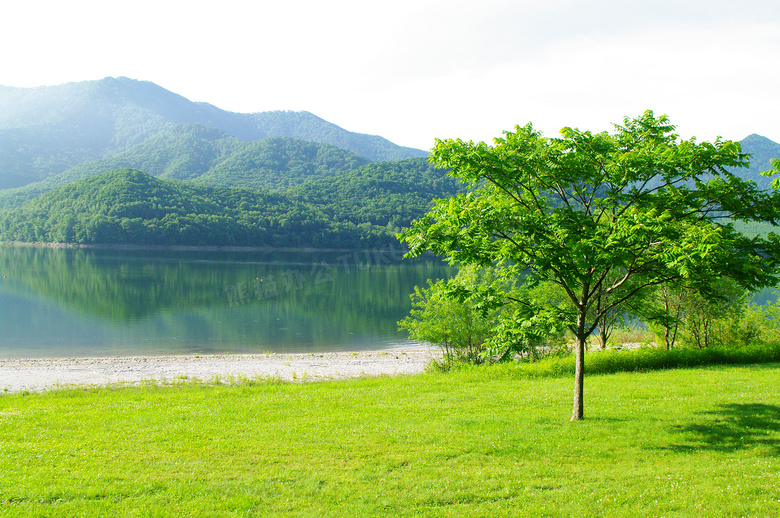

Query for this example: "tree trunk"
[670,322,679,350]
[571,312,587,421]
[597,295,607,350]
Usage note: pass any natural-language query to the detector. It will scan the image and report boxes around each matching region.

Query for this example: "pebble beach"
[0,348,441,394]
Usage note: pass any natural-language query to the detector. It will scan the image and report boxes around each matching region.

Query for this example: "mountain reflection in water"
[0,245,454,359]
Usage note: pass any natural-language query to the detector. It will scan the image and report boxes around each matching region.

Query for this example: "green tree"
[400,111,780,421]
[399,266,498,365]
[682,279,747,349]
[644,282,688,350]
[644,278,748,350]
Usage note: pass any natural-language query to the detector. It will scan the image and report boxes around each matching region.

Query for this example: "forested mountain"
[0,77,776,250]
[289,158,466,229]
[0,77,427,189]
[735,134,780,189]
[0,126,372,210]
[0,169,385,248]
[193,137,370,191]
[61,123,247,182]
[0,124,244,209]
[0,162,464,248]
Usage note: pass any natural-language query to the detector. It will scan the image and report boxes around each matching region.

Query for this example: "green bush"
[400,267,569,368]
[399,266,498,367]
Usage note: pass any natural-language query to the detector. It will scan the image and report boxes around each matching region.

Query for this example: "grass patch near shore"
[1,363,779,517]
[514,341,780,378]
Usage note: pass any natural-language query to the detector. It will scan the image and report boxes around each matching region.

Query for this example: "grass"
[516,341,780,378]
[1,360,779,516]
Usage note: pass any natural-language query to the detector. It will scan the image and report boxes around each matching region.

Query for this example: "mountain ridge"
[0,126,375,210]
[0,77,427,189]
[736,134,780,189]
[1,77,777,223]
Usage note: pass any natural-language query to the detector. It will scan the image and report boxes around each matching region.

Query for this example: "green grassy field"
[1,362,779,517]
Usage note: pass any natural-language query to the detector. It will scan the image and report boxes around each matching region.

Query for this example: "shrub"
[399,266,498,367]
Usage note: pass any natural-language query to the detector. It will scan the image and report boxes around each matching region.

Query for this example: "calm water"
[0,245,454,359]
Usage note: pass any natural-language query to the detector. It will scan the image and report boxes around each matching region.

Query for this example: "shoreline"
[0,349,442,394]
[0,241,402,254]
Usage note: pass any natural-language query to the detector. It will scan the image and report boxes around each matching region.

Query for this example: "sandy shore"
[0,348,441,394]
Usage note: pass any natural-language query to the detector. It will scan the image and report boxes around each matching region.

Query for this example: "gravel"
[0,348,442,394]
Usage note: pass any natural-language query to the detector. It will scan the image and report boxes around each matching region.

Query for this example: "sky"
[2,0,779,151]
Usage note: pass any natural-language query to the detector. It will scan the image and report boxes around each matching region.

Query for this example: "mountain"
[0,77,427,189]
[0,161,465,248]
[0,169,384,248]
[737,134,780,190]
[55,123,248,183]
[193,137,370,191]
[0,125,373,210]
[289,158,466,229]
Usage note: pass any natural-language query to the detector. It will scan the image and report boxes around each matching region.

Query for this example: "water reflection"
[0,245,454,358]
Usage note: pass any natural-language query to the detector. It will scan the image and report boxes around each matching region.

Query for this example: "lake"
[0,244,454,359]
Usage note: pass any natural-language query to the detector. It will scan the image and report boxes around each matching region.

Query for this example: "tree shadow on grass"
[665,404,780,456]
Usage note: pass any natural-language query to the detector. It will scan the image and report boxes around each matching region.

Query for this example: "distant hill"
[193,137,370,191]
[737,134,780,190]
[0,126,371,210]
[0,161,464,248]
[0,169,380,248]
[0,77,427,189]
[54,123,248,183]
[289,158,466,229]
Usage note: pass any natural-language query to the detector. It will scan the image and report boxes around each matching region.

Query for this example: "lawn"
[1,362,779,517]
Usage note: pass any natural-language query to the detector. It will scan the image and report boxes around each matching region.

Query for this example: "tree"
[644,282,688,350]
[643,278,748,350]
[400,111,780,421]
[399,266,500,366]
[682,278,747,349]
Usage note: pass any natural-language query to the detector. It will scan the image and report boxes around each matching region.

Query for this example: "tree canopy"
[400,110,780,421]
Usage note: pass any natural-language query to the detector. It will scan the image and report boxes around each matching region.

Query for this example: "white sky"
[2,0,779,151]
